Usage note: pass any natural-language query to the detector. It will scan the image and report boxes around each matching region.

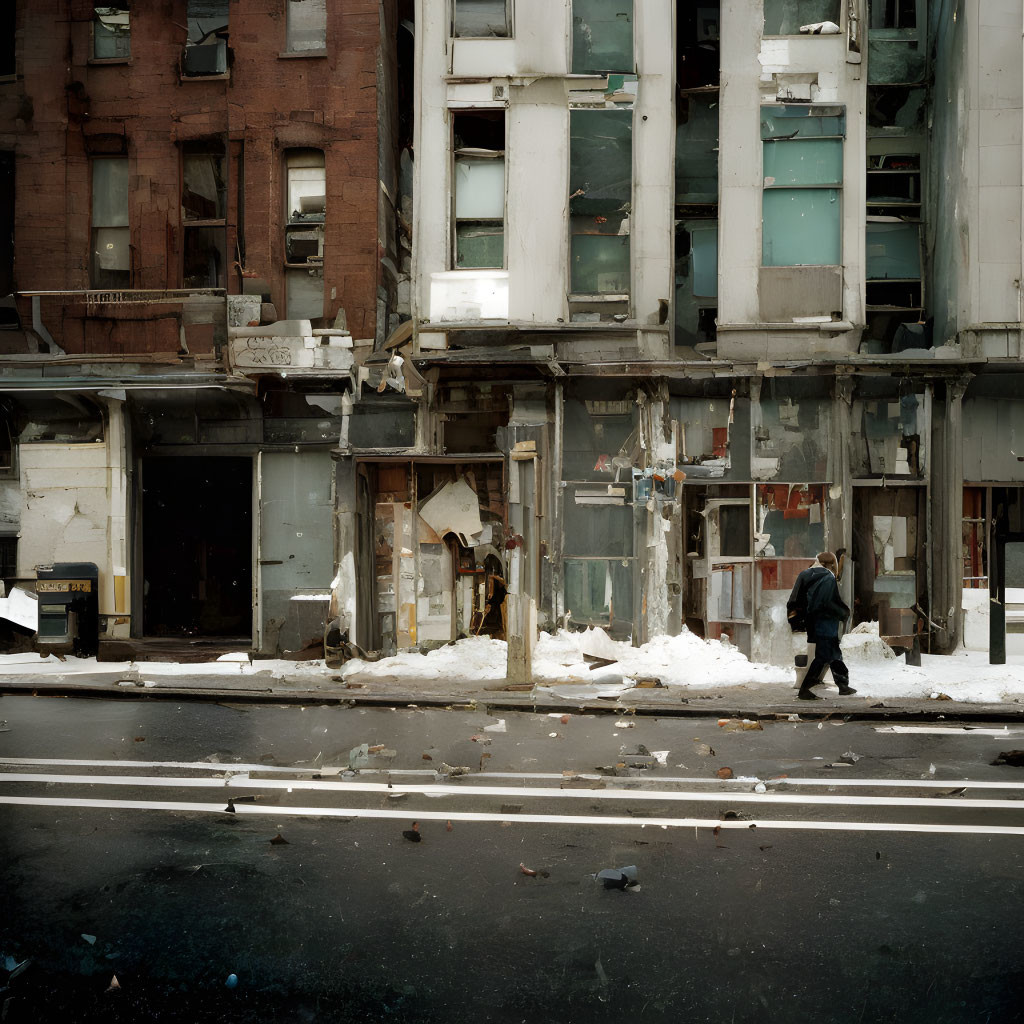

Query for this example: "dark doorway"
[142,457,252,638]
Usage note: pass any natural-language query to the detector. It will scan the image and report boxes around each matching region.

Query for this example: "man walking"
[787,550,856,701]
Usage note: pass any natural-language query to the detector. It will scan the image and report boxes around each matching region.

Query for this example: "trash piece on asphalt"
[560,715,570,725]
[876,851,881,860]
[694,742,715,757]
[549,732,560,738]
[368,744,386,754]
[440,763,470,777]
[871,702,887,708]
[929,692,953,701]
[225,973,238,989]
[446,821,453,832]
[0,720,8,733]
[105,975,120,993]
[717,718,763,732]
[479,753,491,771]
[651,750,669,766]
[992,750,1024,766]
[928,763,936,775]
[632,677,664,688]
[597,865,638,890]
[759,845,773,851]
[519,862,538,877]
[716,767,734,779]
[722,810,750,821]
[133,737,145,743]
[402,822,422,842]
[754,782,767,793]
[483,719,507,733]
[421,752,433,761]
[838,750,862,764]
[81,934,96,945]
[787,714,801,722]
[348,743,370,769]
[470,733,491,744]
[387,791,409,800]
[934,787,967,798]
[270,833,289,845]
[583,654,617,670]
[594,955,609,985]
[614,720,635,729]
[500,803,523,815]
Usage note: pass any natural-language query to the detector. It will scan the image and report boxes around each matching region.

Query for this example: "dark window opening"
[182,139,226,288]
[677,1,719,90]
[183,0,228,77]
[0,3,14,77]
[0,536,15,578]
[0,151,13,296]
[93,4,130,59]
[868,0,916,29]
[452,111,505,270]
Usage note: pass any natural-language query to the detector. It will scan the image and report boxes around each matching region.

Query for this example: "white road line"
[1,773,1021,810]
[1,794,1023,836]
[876,726,1024,736]
[3,758,1024,790]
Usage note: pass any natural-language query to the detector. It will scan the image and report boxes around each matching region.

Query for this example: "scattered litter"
[716,767,734,780]
[614,720,635,729]
[549,732,560,738]
[105,975,120,993]
[387,791,408,801]
[934,787,967,798]
[717,718,763,732]
[440,762,471,777]
[225,973,239,989]
[470,734,491,744]
[992,750,1024,766]
[483,719,507,733]
[754,783,767,794]
[722,810,750,821]
[651,750,669,766]
[759,845,773,852]
[694,742,715,757]
[632,677,664,688]
[349,743,369,769]
[839,750,862,765]
[446,820,453,832]
[270,833,289,845]
[560,715,570,725]
[583,654,617,670]
[928,763,936,775]
[479,753,491,771]
[402,822,422,843]
[81,934,97,945]
[596,865,638,890]
[929,692,953,701]
[422,752,433,761]
[787,714,801,722]
[133,737,145,743]
[500,803,523,815]
[368,744,386,753]
[143,681,157,689]
[520,862,538,877]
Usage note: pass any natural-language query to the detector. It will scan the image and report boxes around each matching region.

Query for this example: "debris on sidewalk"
[439,763,470,777]
[717,718,763,732]
[596,865,638,890]
[716,767,734,779]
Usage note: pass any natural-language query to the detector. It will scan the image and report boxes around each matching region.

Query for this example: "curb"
[3,679,1024,722]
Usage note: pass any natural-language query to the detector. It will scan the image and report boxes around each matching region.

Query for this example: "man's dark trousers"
[802,634,850,689]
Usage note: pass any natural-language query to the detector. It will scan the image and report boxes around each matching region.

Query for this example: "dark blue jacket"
[787,564,850,643]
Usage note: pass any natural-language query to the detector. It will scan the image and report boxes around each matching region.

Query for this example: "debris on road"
[716,767,734,779]
[402,822,422,843]
[483,719,507,733]
[225,973,238,989]
[597,865,638,890]
[614,719,635,729]
[105,975,120,993]
[693,742,715,757]
[992,750,1024,766]
[838,750,862,764]
[440,763,470,777]
[717,718,763,732]
[270,833,289,845]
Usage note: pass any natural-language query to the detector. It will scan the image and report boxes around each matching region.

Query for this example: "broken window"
[286,0,327,52]
[763,0,841,35]
[564,558,633,636]
[851,379,927,478]
[93,4,130,59]
[452,111,505,270]
[675,222,718,350]
[675,95,719,205]
[753,378,832,481]
[0,3,13,76]
[453,0,510,38]
[676,2,720,90]
[562,397,635,481]
[285,149,325,319]
[869,0,917,29]
[183,0,228,77]
[755,484,826,558]
[673,395,747,479]
[572,0,633,74]
[569,109,632,295]
[182,140,226,289]
[90,156,129,288]
[761,105,844,267]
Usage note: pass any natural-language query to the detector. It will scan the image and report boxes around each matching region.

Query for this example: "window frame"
[89,156,131,290]
[181,0,229,80]
[762,0,843,37]
[181,138,228,290]
[450,109,507,271]
[451,0,513,40]
[284,148,326,321]
[91,4,132,63]
[283,0,328,56]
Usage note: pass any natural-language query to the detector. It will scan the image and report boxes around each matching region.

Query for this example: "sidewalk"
[2,626,1024,721]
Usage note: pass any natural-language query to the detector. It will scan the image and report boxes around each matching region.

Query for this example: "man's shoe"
[797,689,822,700]
[837,685,857,695]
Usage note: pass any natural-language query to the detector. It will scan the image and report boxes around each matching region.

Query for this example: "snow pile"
[533,627,793,689]
[342,635,508,682]
[840,622,899,665]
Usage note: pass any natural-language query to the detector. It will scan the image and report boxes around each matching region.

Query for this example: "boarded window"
[761,105,844,267]
[569,108,632,294]
[182,140,226,288]
[184,0,228,76]
[763,0,840,35]
[286,0,327,52]
[572,0,633,74]
[91,157,129,288]
[453,0,510,38]
[452,111,505,269]
[94,4,130,59]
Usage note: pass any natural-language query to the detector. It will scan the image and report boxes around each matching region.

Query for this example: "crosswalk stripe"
[1,794,1023,836]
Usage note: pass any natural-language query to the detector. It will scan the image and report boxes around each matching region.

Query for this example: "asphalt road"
[2,694,1024,1023]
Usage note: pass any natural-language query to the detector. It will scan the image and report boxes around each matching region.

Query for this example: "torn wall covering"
[851,384,928,478]
[752,380,832,481]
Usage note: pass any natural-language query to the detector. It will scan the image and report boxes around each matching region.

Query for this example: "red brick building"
[0,1,402,656]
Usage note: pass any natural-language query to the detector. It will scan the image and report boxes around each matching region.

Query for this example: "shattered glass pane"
[762,188,840,266]
[675,94,719,203]
[182,143,226,221]
[564,558,634,633]
[94,5,130,59]
[866,222,920,280]
[572,0,633,74]
[453,0,509,37]
[564,484,633,557]
[763,138,842,186]
[868,39,927,84]
[760,105,846,140]
[763,0,840,35]
[287,0,327,51]
[455,222,504,269]
[756,484,826,557]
